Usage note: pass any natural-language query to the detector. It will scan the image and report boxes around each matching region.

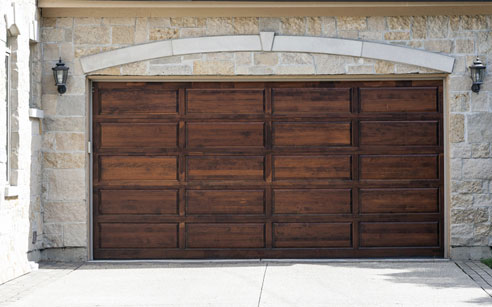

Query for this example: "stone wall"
[0,0,43,284]
[40,15,492,260]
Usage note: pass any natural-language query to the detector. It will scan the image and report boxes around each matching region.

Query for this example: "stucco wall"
[0,0,43,284]
[39,15,492,260]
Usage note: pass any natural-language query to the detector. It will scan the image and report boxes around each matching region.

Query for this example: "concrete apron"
[1,261,491,307]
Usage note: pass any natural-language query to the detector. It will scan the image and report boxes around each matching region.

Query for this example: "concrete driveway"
[1,261,491,307]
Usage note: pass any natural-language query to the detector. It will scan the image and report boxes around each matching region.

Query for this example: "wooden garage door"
[92,81,444,259]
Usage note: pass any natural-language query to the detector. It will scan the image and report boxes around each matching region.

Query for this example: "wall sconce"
[52,58,69,94]
[470,57,486,93]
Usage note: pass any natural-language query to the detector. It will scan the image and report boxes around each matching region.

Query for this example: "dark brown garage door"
[92,80,444,259]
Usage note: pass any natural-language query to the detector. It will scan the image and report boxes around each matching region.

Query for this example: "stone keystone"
[260,32,275,51]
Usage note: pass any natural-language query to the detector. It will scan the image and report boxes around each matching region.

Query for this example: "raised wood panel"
[186,224,265,248]
[99,223,178,248]
[360,188,439,214]
[273,223,352,248]
[273,122,351,146]
[187,156,264,180]
[273,155,351,180]
[272,88,351,114]
[187,122,264,147]
[99,156,178,181]
[359,155,438,180]
[186,89,264,114]
[100,123,178,148]
[360,121,438,146]
[187,190,265,215]
[360,87,438,112]
[99,89,178,114]
[273,189,351,214]
[360,222,439,247]
[99,190,178,215]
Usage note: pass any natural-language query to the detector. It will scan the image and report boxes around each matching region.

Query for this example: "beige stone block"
[247,66,274,75]
[321,17,336,36]
[44,152,85,169]
[412,16,427,39]
[337,16,367,31]
[463,159,492,180]
[44,202,87,223]
[451,194,473,208]
[387,16,411,30]
[65,76,86,95]
[43,44,59,61]
[60,43,74,61]
[74,17,101,25]
[148,65,192,75]
[149,28,178,41]
[470,91,489,111]
[235,52,252,66]
[259,18,281,32]
[112,26,135,45]
[449,76,473,91]
[45,169,85,201]
[64,28,73,42]
[44,117,85,132]
[148,17,171,27]
[43,133,56,151]
[206,18,234,35]
[452,208,489,224]
[280,17,306,35]
[120,62,148,75]
[55,133,85,151]
[407,41,423,49]
[460,15,488,30]
[44,233,63,248]
[468,113,492,142]
[63,223,87,247]
[314,54,352,74]
[452,180,485,194]
[205,53,234,61]
[74,26,110,44]
[337,30,358,39]
[477,32,492,54]
[280,53,313,65]
[44,223,63,235]
[57,95,86,116]
[384,32,410,41]
[306,17,321,36]
[359,31,382,41]
[55,17,73,28]
[41,77,58,95]
[451,143,472,158]
[151,56,181,65]
[233,17,259,34]
[471,144,490,158]
[450,114,465,143]
[367,16,386,31]
[450,158,462,180]
[450,92,470,112]
[170,17,196,27]
[193,60,234,75]
[92,66,121,75]
[42,94,58,116]
[41,28,65,42]
[473,224,491,245]
[254,53,278,66]
[74,46,101,58]
[102,17,135,26]
[424,40,453,53]
[135,18,148,43]
[427,16,449,38]
[180,28,206,38]
[275,65,315,75]
[43,18,57,28]
[235,66,249,75]
[454,38,475,54]
[374,60,395,74]
[347,65,375,74]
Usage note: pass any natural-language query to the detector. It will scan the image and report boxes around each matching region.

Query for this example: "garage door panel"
[99,89,178,115]
[186,190,265,215]
[274,155,351,180]
[359,155,439,180]
[186,89,264,114]
[273,122,351,146]
[360,87,438,112]
[360,188,439,214]
[187,122,264,147]
[273,223,352,248]
[360,121,439,146]
[99,189,178,215]
[99,123,178,149]
[272,88,351,114]
[99,156,178,181]
[186,223,265,248]
[273,189,351,214]
[187,156,264,180]
[99,223,178,248]
[360,222,439,247]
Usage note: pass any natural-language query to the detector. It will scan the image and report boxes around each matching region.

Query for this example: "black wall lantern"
[52,58,69,94]
[470,57,486,93]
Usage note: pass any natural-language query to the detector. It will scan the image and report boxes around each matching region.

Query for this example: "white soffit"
[80,33,455,74]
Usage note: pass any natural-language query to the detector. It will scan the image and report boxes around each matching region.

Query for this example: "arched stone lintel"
[80,33,455,73]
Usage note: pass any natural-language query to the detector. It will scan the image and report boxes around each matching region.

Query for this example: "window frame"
[4,43,11,185]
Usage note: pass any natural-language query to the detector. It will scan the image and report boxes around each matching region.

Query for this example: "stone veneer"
[39,15,492,261]
[0,0,43,284]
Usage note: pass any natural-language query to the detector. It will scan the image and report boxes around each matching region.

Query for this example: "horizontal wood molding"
[40,1,492,17]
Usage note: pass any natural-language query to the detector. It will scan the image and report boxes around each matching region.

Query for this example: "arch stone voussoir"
[80,32,455,74]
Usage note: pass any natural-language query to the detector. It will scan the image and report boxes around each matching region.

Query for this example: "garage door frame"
[87,75,449,260]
